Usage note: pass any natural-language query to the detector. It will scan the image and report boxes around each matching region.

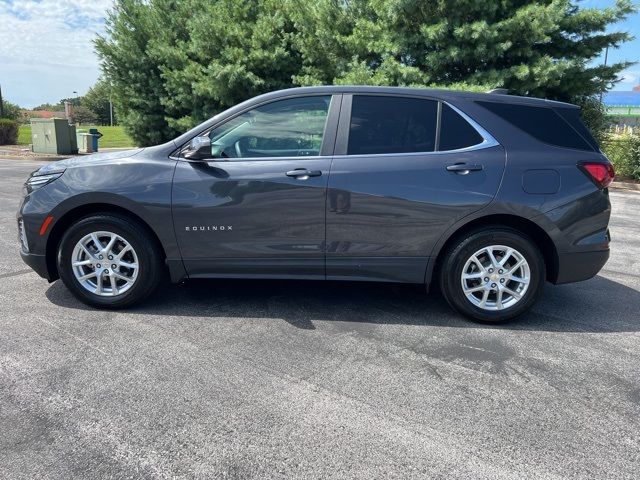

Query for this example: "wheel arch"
[426,213,559,289]
[45,203,169,282]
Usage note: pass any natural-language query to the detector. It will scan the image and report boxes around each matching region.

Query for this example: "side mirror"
[184,136,211,160]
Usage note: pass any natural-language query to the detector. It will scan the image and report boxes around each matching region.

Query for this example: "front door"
[172,94,339,279]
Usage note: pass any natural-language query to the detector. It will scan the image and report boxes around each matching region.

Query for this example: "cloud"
[0,0,113,107]
[619,70,639,85]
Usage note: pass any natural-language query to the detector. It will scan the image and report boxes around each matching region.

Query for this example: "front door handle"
[285,168,322,179]
[446,163,483,174]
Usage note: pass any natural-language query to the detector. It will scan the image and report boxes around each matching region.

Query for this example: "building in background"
[604,88,640,129]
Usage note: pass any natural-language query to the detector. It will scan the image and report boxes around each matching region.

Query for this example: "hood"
[38,148,145,174]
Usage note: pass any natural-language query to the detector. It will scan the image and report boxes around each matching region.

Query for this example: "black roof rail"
[487,88,510,95]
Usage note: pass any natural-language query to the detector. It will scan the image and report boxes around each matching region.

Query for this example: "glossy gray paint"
[18,86,611,288]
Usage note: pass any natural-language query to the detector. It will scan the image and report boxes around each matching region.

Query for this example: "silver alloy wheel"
[460,245,530,311]
[71,231,139,297]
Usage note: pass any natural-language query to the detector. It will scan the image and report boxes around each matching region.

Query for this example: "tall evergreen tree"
[291,0,635,99]
[96,0,636,146]
[96,0,180,145]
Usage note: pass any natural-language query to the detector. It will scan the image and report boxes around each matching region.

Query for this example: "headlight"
[25,170,65,192]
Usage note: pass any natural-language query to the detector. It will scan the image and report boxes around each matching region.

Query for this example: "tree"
[0,85,22,120]
[33,102,65,111]
[73,106,99,125]
[96,0,188,146]
[96,0,636,146]
[84,77,116,125]
[96,0,302,145]
[290,0,635,99]
[60,97,83,107]
[0,100,22,120]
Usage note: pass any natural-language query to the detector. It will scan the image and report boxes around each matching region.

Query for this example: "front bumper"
[20,251,52,281]
[554,249,610,284]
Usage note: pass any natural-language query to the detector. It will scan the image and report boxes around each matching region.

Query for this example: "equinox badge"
[185,225,233,231]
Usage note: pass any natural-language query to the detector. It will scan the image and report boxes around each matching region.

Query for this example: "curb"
[610,181,640,192]
[0,155,68,162]
[0,147,134,162]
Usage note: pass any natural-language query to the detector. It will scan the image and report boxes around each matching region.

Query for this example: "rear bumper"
[20,251,52,281]
[554,249,609,284]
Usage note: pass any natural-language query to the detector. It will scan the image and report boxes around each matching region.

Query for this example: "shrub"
[0,118,19,145]
[602,133,640,181]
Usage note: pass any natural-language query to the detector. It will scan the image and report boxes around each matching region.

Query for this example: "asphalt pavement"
[1,158,639,479]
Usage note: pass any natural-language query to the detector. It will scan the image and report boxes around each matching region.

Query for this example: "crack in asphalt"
[0,269,33,279]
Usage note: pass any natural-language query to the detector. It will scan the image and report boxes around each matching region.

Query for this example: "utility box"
[30,118,78,155]
[76,129,94,153]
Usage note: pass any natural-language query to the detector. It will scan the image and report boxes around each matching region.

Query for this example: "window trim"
[334,93,499,158]
[445,103,499,153]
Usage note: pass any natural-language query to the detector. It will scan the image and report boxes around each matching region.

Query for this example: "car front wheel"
[439,227,545,323]
[57,214,162,308]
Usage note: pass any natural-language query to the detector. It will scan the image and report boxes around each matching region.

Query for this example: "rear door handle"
[285,168,322,179]
[446,163,483,174]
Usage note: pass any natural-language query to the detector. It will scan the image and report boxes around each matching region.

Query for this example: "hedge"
[602,133,640,181]
[0,118,19,145]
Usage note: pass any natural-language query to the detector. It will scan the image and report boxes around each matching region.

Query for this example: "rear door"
[172,94,340,279]
[325,94,505,283]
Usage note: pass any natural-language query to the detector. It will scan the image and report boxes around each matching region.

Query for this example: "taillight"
[579,162,615,189]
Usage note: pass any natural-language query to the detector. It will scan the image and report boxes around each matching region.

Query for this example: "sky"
[0,0,639,108]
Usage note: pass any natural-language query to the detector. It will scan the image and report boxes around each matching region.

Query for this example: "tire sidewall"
[442,229,545,323]
[57,215,157,308]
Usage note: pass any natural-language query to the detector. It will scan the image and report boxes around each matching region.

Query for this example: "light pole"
[109,81,114,126]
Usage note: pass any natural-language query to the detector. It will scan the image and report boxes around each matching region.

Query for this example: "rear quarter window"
[439,104,484,151]
[476,101,594,151]
[555,107,600,151]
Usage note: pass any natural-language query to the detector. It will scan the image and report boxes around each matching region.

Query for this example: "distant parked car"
[18,86,613,322]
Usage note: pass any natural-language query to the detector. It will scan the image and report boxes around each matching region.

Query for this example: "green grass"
[606,113,640,118]
[17,125,135,148]
[17,125,32,145]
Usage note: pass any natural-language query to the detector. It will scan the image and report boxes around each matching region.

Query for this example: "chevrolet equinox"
[18,86,614,322]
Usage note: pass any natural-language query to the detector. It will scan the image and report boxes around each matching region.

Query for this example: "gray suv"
[18,86,614,322]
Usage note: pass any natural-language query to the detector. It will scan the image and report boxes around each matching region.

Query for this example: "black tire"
[57,214,163,309]
[439,227,545,323]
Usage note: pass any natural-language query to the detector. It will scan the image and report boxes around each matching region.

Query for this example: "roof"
[257,85,579,109]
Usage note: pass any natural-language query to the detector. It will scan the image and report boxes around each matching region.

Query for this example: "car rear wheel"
[57,214,163,308]
[439,227,545,323]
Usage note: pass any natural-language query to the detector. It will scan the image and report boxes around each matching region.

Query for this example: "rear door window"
[476,101,594,151]
[348,96,438,155]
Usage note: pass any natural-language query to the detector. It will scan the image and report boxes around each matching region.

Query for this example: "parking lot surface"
[1,158,639,479]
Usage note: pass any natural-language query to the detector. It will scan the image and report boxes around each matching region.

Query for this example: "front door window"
[206,96,332,159]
